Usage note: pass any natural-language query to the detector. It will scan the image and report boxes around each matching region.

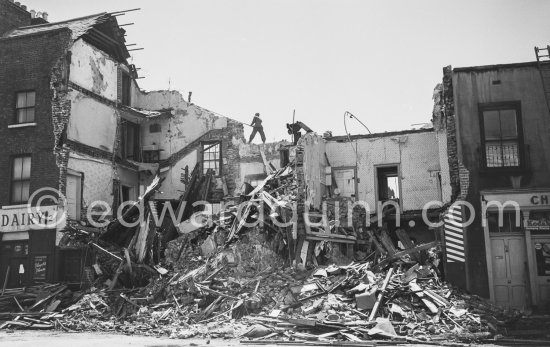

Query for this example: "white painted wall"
[69,39,118,101]
[325,131,445,212]
[301,133,327,209]
[67,90,118,152]
[67,153,114,211]
[136,90,231,160]
[157,150,198,200]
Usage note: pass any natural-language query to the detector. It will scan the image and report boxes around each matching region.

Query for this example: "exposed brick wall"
[441,66,461,201]
[0,0,31,37]
[0,29,72,206]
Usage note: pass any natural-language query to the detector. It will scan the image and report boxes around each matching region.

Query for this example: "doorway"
[490,235,528,309]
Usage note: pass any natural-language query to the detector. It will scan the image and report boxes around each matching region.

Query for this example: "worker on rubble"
[248,112,266,143]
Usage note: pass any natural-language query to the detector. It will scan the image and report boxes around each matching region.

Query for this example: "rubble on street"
[2,161,543,346]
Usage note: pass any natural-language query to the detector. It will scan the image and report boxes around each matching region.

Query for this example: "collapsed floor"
[1,163,548,346]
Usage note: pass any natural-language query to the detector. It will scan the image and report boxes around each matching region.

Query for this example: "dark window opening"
[121,185,131,203]
[480,104,522,168]
[142,150,160,163]
[120,121,141,161]
[202,142,221,175]
[377,166,399,202]
[11,156,31,204]
[121,73,132,106]
[487,211,523,233]
[149,123,161,133]
[15,91,36,124]
[280,148,290,167]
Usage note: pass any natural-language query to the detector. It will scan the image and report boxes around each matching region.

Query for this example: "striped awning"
[444,204,465,262]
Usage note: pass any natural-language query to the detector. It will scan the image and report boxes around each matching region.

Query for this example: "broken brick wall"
[0,29,72,207]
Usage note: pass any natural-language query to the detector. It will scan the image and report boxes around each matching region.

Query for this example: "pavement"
[0,330,511,347]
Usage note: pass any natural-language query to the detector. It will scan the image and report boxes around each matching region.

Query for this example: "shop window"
[120,121,141,161]
[487,211,523,233]
[202,142,221,175]
[480,103,523,168]
[15,91,35,124]
[377,166,400,202]
[11,155,31,204]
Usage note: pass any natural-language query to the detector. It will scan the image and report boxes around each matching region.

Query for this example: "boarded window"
[11,156,31,204]
[202,142,221,175]
[333,168,356,198]
[481,106,521,168]
[15,91,35,123]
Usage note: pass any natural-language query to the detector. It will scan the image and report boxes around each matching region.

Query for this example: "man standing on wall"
[248,112,266,143]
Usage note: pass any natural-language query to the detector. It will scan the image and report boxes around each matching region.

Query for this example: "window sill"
[479,166,531,175]
[8,122,37,129]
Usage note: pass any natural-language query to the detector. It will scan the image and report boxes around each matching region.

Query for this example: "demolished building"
[0,0,288,287]
[2,3,547,343]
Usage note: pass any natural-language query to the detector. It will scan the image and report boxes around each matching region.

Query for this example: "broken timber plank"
[378,229,397,256]
[395,228,420,262]
[368,266,394,321]
[373,241,439,271]
[365,229,387,256]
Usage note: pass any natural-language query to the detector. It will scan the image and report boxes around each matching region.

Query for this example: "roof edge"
[326,127,434,141]
[453,61,542,73]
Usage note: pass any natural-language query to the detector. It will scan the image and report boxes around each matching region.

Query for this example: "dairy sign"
[0,205,65,233]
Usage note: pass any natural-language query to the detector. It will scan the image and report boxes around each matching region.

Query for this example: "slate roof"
[3,13,109,40]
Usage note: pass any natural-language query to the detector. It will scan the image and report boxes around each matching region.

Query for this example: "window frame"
[120,121,141,161]
[121,73,132,106]
[478,101,525,171]
[14,90,36,124]
[375,164,401,204]
[201,141,222,176]
[10,154,32,204]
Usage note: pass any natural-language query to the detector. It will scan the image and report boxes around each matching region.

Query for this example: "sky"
[20,0,550,142]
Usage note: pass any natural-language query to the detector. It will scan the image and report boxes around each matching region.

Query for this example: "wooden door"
[491,236,527,309]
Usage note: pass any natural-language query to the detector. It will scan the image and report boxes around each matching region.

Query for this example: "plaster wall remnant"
[325,130,445,212]
[67,152,114,209]
[300,133,327,209]
[69,39,117,101]
[137,90,233,161]
[66,90,118,151]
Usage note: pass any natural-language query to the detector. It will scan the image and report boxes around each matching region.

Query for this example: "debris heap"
[0,162,527,345]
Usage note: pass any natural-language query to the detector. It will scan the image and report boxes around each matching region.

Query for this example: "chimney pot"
[42,12,48,21]
[30,9,36,18]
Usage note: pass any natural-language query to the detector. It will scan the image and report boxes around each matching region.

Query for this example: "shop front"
[0,205,63,288]
[482,190,550,310]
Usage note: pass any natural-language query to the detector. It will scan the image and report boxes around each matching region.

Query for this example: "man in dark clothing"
[248,112,266,143]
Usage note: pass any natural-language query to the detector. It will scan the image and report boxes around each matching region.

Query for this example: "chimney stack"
[42,12,48,21]
[30,9,36,18]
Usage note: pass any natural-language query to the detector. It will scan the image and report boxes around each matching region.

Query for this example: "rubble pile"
[0,162,526,345]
